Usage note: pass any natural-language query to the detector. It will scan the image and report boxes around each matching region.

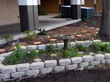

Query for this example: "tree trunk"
[98,0,110,38]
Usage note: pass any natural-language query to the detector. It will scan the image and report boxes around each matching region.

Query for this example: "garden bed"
[0,16,102,54]
[1,40,110,81]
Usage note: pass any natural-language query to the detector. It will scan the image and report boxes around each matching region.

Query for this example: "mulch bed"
[0,16,102,54]
[12,68,110,82]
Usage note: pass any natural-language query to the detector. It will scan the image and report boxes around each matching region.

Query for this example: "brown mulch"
[12,68,110,82]
[0,16,102,54]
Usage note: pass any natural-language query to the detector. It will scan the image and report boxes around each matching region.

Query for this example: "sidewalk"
[0,13,81,45]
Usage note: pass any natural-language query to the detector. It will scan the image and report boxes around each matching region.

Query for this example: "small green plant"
[39,9,48,15]
[24,30,37,39]
[76,43,87,51]
[73,33,78,35]
[53,35,58,38]
[2,34,13,43]
[63,42,81,57]
[4,42,39,65]
[91,41,102,52]
[82,18,86,22]
[45,43,55,53]
[38,29,46,35]
[82,30,87,33]
[55,14,62,18]
[93,21,97,25]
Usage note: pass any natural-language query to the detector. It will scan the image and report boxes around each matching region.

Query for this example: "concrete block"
[82,55,94,62]
[93,40,101,43]
[59,59,71,66]
[94,54,104,61]
[66,64,78,70]
[31,62,44,70]
[17,63,30,72]
[53,66,65,72]
[76,41,84,45]
[79,62,89,68]
[38,44,46,50]
[26,70,39,76]
[84,41,92,46]
[70,42,76,47]
[0,64,4,73]
[44,60,57,68]
[76,68,84,70]
[0,57,5,61]
[27,45,37,50]
[11,72,25,78]
[87,66,94,69]
[100,60,106,64]
[40,67,53,74]
[2,65,16,74]
[105,59,110,64]
[71,57,82,64]
[0,74,10,80]
[56,43,64,49]
[0,51,13,57]
[89,61,100,66]
[105,53,110,59]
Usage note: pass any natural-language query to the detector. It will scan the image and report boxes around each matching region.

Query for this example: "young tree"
[98,0,110,38]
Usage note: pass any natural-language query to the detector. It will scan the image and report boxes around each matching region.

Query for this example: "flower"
[47,36,51,39]
[12,42,16,45]
[75,40,77,42]
[28,51,30,54]
[14,47,17,49]
[36,50,39,53]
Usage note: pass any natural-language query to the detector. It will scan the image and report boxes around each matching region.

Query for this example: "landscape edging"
[1,40,110,81]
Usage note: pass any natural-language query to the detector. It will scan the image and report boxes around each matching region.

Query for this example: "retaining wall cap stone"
[44,60,57,68]
[105,53,110,59]
[2,65,16,74]
[71,57,82,64]
[59,59,71,66]
[82,55,94,62]
[94,54,105,61]
[31,62,44,70]
[16,63,30,72]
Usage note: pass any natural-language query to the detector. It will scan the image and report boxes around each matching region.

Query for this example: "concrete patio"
[0,13,81,45]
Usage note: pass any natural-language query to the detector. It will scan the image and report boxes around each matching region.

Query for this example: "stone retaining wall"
[0,40,110,81]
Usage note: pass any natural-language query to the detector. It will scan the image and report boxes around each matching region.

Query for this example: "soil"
[0,16,102,54]
[11,68,110,82]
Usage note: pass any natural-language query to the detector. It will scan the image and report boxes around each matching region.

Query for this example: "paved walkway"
[0,13,81,45]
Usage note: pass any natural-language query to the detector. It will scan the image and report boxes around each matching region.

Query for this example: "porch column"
[38,0,41,13]
[59,0,61,12]
[94,0,96,11]
[81,0,85,6]
[18,0,39,32]
[70,0,81,19]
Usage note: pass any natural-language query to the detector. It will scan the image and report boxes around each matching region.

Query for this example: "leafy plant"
[55,14,62,18]
[73,33,78,35]
[93,21,97,25]
[2,34,13,43]
[45,43,55,53]
[53,35,58,38]
[82,30,87,33]
[63,43,81,57]
[38,29,46,35]
[82,18,86,22]
[76,43,87,51]
[24,30,37,39]
[39,9,48,15]
[4,42,39,65]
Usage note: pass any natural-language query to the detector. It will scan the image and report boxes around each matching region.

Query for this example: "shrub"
[76,43,87,51]
[55,14,62,18]
[24,30,37,39]
[39,9,48,15]
[2,34,13,43]
[38,29,46,35]
[4,42,39,65]
[45,43,55,53]
[82,18,86,22]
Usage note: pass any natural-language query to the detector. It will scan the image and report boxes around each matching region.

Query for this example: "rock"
[44,60,57,68]
[38,44,46,50]
[94,54,104,61]
[89,61,100,66]
[79,62,89,68]
[0,74,10,80]
[66,64,78,70]
[53,66,65,72]
[31,62,44,70]
[59,59,71,66]
[40,67,53,74]
[11,72,25,78]
[71,57,82,64]
[82,55,94,62]
[26,70,39,76]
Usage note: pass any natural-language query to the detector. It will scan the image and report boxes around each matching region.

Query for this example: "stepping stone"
[84,26,88,27]
[33,42,41,45]
[90,27,95,29]
[0,49,5,53]
[49,39,56,42]
[76,35,82,37]
[86,33,92,36]
[96,28,99,31]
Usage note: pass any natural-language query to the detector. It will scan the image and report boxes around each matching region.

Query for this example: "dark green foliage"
[38,29,46,35]
[76,43,87,51]
[39,9,48,15]
[55,14,62,18]
[82,18,86,22]
[45,44,55,53]
[2,34,13,43]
